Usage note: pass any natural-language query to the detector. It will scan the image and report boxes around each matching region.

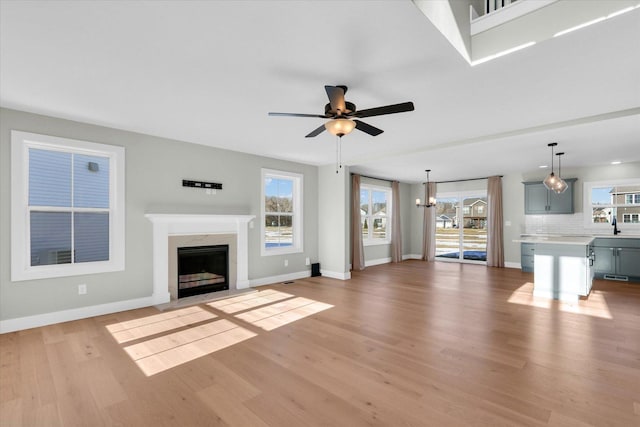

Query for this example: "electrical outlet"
[284,259,288,267]
[305,257,310,266]
[78,284,87,295]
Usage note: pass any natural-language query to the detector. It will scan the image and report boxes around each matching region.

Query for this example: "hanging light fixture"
[554,152,568,193]
[416,169,436,208]
[543,142,560,190]
[324,118,356,137]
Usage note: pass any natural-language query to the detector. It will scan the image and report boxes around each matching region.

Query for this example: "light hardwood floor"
[1,261,639,426]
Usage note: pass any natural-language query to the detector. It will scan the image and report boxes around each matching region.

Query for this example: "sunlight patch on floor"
[106,306,217,343]
[124,319,256,376]
[235,297,334,331]
[107,289,334,376]
[207,289,294,314]
[508,283,612,319]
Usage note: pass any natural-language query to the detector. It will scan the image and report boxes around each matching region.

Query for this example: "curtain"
[390,181,402,263]
[421,182,436,261]
[351,174,365,271]
[486,176,505,267]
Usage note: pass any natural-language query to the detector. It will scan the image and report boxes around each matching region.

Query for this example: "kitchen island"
[514,235,595,301]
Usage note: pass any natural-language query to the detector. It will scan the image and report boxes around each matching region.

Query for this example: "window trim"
[260,168,303,256]
[625,193,640,204]
[360,184,392,247]
[11,131,125,281]
[583,178,640,231]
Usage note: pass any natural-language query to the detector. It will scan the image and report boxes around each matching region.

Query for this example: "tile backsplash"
[524,213,590,235]
[523,214,640,236]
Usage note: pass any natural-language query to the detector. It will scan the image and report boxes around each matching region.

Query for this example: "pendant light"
[543,142,559,190]
[554,152,568,193]
[416,169,436,208]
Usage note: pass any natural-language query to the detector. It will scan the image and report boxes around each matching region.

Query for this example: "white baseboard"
[249,270,311,287]
[0,296,156,334]
[365,254,422,266]
[365,257,391,267]
[320,270,351,280]
[505,262,522,269]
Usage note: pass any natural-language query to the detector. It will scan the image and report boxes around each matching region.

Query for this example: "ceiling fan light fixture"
[325,118,356,137]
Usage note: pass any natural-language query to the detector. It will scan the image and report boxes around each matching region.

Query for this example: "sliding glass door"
[435,191,487,263]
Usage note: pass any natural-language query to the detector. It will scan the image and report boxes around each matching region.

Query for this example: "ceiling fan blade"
[269,112,328,118]
[354,120,384,136]
[305,124,326,138]
[325,85,346,113]
[352,101,415,118]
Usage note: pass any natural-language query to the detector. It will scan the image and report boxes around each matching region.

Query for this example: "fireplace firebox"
[177,245,229,298]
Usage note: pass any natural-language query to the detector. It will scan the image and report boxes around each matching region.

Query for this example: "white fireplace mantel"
[145,213,255,304]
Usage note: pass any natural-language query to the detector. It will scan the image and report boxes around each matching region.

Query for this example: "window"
[625,194,640,204]
[261,169,303,256]
[584,179,640,230]
[360,185,392,245]
[11,131,125,281]
[623,214,639,223]
[435,191,487,263]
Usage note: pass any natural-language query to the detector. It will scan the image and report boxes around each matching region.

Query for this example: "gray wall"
[0,108,318,321]
[318,164,349,275]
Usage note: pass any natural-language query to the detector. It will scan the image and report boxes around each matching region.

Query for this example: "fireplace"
[177,245,229,298]
[145,213,254,305]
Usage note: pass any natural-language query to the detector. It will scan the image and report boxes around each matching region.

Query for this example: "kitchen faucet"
[612,217,620,235]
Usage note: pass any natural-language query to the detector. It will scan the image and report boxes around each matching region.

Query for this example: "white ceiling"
[1,0,639,183]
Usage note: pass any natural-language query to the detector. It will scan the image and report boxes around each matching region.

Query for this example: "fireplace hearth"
[177,245,229,298]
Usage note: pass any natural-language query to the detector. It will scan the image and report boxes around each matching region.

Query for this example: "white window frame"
[625,193,640,204]
[360,184,392,246]
[260,168,303,256]
[11,131,125,281]
[623,213,639,223]
[434,190,488,265]
[583,178,640,231]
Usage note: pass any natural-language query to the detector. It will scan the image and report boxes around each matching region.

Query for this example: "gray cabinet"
[593,247,615,274]
[521,243,535,272]
[523,179,576,214]
[592,238,640,281]
[617,247,640,277]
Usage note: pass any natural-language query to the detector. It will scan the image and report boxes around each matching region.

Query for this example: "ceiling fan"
[268,85,415,138]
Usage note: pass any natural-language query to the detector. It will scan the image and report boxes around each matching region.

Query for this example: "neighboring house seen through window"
[584,180,640,230]
[11,131,125,281]
[625,194,640,204]
[360,185,392,245]
[261,169,303,256]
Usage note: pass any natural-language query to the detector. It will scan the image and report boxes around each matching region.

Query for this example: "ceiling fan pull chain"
[336,135,339,174]
[339,136,342,170]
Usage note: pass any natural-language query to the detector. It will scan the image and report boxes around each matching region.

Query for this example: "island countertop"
[513,235,595,245]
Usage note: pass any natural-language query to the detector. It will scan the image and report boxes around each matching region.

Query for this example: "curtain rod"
[351,173,395,183]
[353,173,503,185]
[432,175,503,184]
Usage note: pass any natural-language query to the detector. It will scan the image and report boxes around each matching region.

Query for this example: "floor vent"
[603,274,628,282]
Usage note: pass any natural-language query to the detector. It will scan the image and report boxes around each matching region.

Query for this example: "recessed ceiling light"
[611,161,622,165]
[539,165,548,169]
